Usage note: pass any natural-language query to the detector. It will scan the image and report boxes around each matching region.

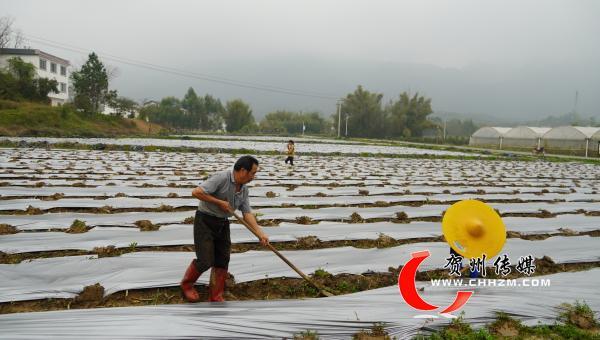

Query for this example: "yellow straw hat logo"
[442,200,506,259]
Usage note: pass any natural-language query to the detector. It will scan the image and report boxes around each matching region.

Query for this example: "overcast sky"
[3,0,600,121]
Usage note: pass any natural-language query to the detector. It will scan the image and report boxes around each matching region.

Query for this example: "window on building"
[60,83,67,93]
[50,63,57,73]
[60,65,66,76]
[39,59,47,70]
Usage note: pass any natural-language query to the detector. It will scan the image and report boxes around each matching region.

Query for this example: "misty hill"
[115,57,599,122]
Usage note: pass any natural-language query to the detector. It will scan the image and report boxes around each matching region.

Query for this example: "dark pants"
[285,156,294,165]
[193,211,231,273]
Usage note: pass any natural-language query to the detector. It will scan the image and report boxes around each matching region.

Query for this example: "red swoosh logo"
[399,250,473,314]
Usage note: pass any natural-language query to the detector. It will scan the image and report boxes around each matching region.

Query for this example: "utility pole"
[336,100,342,138]
[345,114,350,137]
[302,110,306,136]
[442,118,446,143]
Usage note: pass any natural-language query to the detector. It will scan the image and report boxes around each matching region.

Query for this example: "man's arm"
[242,212,270,246]
[192,187,231,213]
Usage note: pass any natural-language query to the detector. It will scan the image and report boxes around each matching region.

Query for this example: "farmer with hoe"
[180,155,269,302]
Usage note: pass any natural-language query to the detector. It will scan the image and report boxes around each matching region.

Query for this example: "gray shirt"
[197,170,251,218]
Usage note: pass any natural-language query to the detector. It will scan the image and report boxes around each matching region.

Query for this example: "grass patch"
[419,301,600,339]
[418,313,494,339]
[395,211,409,222]
[0,224,18,235]
[66,219,88,233]
[349,212,365,223]
[40,192,65,201]
[94,246,122,258]
[295,216,316,225]
[559,300,598,330]
[487,312,523,337]
[353,322,391,340]
[375,233,396,248]
[312,268,332,279]
[295,236,321,248]
[257,218,280,227]
[0,101,156,137]
[157,204,174,212]
[293,330,320,340]
[23,205,43,215]
[135,220,160,232]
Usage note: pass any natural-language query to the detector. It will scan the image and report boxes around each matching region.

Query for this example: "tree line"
[138,90,332,134]
[0,51,470,139]
[338,85,435,138]
[139,85,441,137]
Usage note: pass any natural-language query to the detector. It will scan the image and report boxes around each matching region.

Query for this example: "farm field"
[0,136,476,156]
[0,139,599,339]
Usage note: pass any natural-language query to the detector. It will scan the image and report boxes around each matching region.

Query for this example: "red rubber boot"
[208,267,228,302]
[180,260,202,302]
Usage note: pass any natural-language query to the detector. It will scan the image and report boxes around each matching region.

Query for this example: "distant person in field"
[532,146,545,156]
[180,155,269,302]
[284,140,295,166]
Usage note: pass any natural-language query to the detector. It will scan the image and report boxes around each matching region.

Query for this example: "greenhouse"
[503,126,551,149]
[542,126,600,157]
[589,128,600,157]
[470,126,600,156]
[468,127,510,148]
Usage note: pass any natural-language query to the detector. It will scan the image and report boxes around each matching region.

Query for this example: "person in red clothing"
[180,155,269,302]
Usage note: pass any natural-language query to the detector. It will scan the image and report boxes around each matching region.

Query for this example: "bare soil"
[1,229,598,264]
[2,261,598,315]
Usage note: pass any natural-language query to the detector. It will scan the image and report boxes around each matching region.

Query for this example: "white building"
[100,103,139,118]
[0,48,70,106]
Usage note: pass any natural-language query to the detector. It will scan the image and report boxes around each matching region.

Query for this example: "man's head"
[233,155,259,184]
[288,140,294,145]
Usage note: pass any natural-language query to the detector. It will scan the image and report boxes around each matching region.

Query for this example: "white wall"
[0,53,69,106]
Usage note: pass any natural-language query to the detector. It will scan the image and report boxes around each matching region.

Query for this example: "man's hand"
[242,212,269,247]
[258,233,269,247]
[192,187,232,213]
[216,200,232,213]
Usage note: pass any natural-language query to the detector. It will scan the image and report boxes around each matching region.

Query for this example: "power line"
[26,35,338,100]
[24,34,339,100]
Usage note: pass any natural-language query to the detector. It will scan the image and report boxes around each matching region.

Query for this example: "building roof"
[571,126,600,138]
[504,126,551,139]
[543,126,600,140]
[143,100,159,106]
[471,127,511,138]
[0,48,70,66]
